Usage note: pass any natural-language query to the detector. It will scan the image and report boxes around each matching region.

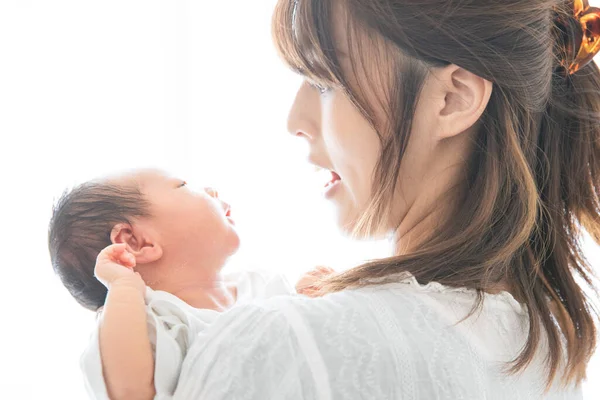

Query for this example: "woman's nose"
[287,81,319,140]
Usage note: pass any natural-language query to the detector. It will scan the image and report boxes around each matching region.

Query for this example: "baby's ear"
[134,242,163,265]
[110,223,136,247]
[110,223,163,264]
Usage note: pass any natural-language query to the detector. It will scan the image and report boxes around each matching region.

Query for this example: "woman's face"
[285,14,492,242]
[287,81,381,232]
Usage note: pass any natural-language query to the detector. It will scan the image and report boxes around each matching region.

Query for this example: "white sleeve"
[145,290,220,398]
[172,301,323,400]
[79,319,109,400]
[79,289,219,400]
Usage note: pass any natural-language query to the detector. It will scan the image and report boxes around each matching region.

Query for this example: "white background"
[0,1,597,398]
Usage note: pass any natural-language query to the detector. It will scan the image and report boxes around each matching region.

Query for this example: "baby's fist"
[94,243,145,294]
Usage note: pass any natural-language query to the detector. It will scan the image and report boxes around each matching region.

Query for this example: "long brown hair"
[273,0,600,389]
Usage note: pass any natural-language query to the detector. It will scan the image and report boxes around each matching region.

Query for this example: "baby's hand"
[296,266,336,297]
[95,243,145,295]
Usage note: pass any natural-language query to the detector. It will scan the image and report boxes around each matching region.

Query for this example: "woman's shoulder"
[175,282,537,399]
[188,270,530,362]
[224,269,295,301]
[190,286,405,362]
[175,287,454,399]
[223,275,530,366]
[250,271,525,321]
[175,292,400,399]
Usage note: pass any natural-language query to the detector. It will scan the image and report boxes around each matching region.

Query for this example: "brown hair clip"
[556,0,600,75]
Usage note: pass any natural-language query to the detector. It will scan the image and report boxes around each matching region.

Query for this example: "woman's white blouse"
[172,273,582,400]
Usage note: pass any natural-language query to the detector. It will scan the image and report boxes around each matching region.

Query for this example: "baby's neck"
[167,279,237,311]
[139,259,238,310]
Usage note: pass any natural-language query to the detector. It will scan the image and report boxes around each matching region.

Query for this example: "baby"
[48,169,333,399]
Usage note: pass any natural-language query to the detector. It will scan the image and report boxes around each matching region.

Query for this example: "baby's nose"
[221,200,232,215]
[204,187,219,198]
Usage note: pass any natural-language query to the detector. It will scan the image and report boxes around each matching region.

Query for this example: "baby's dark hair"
[48,180,150,311]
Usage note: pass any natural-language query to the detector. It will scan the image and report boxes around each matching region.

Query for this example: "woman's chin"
[334,209,391,240]
[334,209,361,238]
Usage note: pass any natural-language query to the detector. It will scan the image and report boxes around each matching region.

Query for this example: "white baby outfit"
[80,270,294,399]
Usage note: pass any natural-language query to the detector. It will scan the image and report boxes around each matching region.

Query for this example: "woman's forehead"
[330,3,382,59]
[331,1,349,48]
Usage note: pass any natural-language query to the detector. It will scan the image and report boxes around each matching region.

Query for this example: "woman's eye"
[309,81,330,95]
[179,181,187,188]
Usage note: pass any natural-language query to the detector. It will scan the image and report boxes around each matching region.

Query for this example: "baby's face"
[118,169,240,266]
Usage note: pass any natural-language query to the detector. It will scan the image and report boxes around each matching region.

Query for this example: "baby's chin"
[231,239,241,256]
[226,231,242,256]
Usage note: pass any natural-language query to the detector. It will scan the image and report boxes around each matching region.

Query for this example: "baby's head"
[48,169,240,311]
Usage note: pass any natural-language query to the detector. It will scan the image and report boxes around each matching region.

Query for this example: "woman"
[173,0,600,398]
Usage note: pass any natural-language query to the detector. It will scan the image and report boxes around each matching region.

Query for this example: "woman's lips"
[316,167,341,187]
[314,168,342,198]
[313,166,342,199]
[324,171,341,188]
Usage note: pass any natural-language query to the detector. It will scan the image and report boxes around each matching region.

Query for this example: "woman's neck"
[392,196,451,256]
[391,191,519,299]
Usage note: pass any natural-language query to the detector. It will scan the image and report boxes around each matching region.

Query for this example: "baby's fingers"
[116,249,136,268]
[316,266,335,274]
[96,243,125,263]
[97,243,136,268]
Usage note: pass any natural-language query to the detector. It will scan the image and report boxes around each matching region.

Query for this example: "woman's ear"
[110,223,163,264]
[434,64,493,140]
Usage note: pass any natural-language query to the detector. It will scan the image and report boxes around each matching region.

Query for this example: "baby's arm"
[95,244,155,400]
